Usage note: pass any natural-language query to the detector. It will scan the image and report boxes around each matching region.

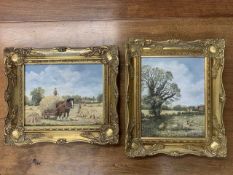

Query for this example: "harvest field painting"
[24,64,104,126]
[141,57,205,138]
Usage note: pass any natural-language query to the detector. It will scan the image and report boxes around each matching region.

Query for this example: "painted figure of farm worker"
[77,103,81,113]
[54,88,58,96]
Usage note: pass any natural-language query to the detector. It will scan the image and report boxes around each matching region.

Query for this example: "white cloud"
[25,65,103,98]
[142,60,204,106]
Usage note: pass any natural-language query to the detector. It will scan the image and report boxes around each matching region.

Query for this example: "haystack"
[39,96,64,112]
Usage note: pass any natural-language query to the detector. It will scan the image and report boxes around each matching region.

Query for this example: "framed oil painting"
[125,39,227,157]
[4,46,119,145]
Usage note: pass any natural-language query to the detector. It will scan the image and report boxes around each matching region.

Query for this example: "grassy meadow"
[141,109,205,138]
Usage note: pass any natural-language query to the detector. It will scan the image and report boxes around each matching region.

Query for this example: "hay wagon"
[39,96,64,120]
[42,109,58,119]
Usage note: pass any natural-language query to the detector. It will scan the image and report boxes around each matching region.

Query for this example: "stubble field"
[25,103,103,126]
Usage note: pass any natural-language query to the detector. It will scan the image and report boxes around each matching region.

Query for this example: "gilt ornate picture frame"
[4,46,119,145]
[125,39,226,157]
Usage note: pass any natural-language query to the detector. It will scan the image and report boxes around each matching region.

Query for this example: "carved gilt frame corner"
[4,46,119,145]
[125,39,226,157]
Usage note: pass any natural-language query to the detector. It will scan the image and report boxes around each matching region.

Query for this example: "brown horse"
[56,98,74,120]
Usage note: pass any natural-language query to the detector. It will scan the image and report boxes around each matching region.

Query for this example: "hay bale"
[25,112,42,125]
[39,96,64,112]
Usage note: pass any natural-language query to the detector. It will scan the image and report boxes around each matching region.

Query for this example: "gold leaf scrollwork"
[126,39,226,157]
[56,138,67,144]
[56,47,67,52]
[80,125,118,145]
[210,116,227,157]
[203,39,225,79]
[212,57,224,78]
[4,46,119,145]
[80,47,108,57]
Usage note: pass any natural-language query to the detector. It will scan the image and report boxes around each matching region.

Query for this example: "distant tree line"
[62,94,103,104]
[25,87,103,106]
[142,104,204,112]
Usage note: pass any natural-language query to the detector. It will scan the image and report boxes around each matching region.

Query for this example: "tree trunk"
[151,103,162,118]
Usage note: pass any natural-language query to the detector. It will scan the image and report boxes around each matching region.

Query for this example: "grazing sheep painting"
[141,57,205,138]
[24,64,104,126]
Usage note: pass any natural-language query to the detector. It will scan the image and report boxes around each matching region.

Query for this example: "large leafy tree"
[142,65,181,117]
[30,87,45,106]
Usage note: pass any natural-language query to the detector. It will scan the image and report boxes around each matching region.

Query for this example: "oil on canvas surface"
[141,57,205,138]
[25,64,104,126]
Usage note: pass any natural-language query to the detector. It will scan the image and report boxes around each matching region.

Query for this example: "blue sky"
[25,64,103,98]
[142,57,205,106]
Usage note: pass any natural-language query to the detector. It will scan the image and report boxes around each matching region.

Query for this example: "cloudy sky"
[142,57,205,106]
[25,64,103,98]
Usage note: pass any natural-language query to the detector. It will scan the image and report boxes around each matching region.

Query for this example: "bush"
[30,87,45,106]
